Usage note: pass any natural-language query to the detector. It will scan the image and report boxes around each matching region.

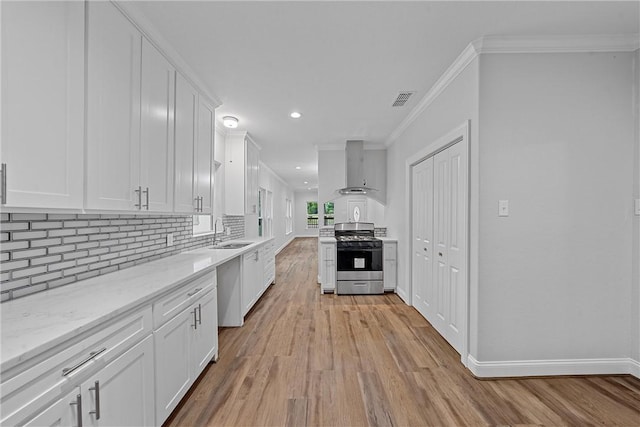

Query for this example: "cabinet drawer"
[152,271,216,329]
[0,306,151,426]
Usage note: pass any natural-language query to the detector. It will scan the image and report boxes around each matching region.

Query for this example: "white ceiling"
[130,1,639,190]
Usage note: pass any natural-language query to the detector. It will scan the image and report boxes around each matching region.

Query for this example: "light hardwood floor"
[165,237,640,426]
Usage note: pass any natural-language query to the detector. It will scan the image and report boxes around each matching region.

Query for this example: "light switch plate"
[635,199,640,216]
[166,233,174,246]
[499,200,509,217]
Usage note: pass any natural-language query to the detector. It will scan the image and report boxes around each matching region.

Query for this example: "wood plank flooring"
[165,237,640,427]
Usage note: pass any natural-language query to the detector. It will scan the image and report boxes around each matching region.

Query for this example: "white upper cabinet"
[0,1,84,209]
[224,132,259,216]
[363,149,387,204]
[196,98,215,214]
[86,1,142,211]
[174,74,198,213]
[140,38,175,212]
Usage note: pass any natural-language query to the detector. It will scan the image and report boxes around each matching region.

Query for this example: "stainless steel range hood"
[337,140,378,196]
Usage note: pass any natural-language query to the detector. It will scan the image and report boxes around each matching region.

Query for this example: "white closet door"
[412,157,434,320]
[433,150,450,338]
[442,141,467,353]
[411,138,467,356]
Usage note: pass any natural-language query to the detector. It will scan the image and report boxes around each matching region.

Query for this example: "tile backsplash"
[0,213,244,302]
[318,226,387,237]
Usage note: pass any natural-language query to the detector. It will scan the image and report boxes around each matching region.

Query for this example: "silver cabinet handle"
[62,347,107,376]
[1,163,6,205]
[70,393,82,427]
[134,186,142,209]
[197,303,202,325]
[192,308,198,330]
[89,380,100,420]
[142,187,149,210]
[187,287,202,297]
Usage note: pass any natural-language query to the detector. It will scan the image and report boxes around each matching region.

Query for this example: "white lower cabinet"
[242,249,261,315]
[383,241,397,291]
[319,241,336,293]
[153,272,218,424]
[23,388,81,427]
[82,336,155,427]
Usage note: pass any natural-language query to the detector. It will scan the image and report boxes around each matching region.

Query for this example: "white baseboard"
[396,287,409,304]
[468,355,640,378]
[275,235,296,255]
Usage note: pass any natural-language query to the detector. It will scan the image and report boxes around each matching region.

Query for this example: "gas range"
[333,222,383,294]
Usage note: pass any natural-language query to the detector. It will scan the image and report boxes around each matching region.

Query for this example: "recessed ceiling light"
[290,112,302,119]
[304,181,308,184]
[222,116,239,128]
[295,166,301,170]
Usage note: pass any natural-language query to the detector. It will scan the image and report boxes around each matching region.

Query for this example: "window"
[306,201,318,229]
[285,198,293,234]
[324,202,334,226]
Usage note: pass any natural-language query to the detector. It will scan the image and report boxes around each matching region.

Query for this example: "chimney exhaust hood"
[337,140,378,196]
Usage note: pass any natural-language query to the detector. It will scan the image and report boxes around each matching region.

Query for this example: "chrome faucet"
[213,217,224,246]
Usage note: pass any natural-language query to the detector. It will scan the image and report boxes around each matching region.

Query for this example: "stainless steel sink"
[210,242,251,249]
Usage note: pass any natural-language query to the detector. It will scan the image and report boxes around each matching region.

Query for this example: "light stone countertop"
[0,237,274,373]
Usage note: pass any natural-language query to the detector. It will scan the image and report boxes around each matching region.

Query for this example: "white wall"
[317,149,387,226]
[386,58,479,303]
[259,162,295,253]
[475,52,635,363]
[294,190,319,237]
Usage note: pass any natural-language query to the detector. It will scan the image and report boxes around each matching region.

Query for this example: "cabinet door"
[154,307,194,423]
[321,243,336,292]
[140,38,175,212]
[193,288,218,374]
[384,242,397,290]
[86,1,142,211]
[242,252,258,314]
[174,74,198,213]
[0,1,84,209]
[245,142,259,215]
[23,388,81,427]
[83,336,155,427]
[196,98,214,214]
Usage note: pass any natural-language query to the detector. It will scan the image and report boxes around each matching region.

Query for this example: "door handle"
[142,187,149,210]
[192,308,198,330]
[70,393,82,427]
[1,163,6,205]
[134,186,142,209]
[89,380,100,420]
[197,303,202,325]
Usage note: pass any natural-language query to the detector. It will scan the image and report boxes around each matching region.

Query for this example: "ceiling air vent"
[392,91,415,107]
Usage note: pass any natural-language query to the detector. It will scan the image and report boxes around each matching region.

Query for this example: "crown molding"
[385,33,640,147]
[473,33,640,55]
[385,42,478,146]
[113,1,222,108]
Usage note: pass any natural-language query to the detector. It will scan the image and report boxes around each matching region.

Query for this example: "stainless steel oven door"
[335,245,383,273]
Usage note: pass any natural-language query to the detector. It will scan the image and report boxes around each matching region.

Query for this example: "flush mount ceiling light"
[290,112,302,119]
[222,116,239,128]
[304,181,308,184]
[295,166,301,170]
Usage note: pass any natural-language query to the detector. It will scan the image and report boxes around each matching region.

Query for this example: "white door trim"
[404,120,471,367]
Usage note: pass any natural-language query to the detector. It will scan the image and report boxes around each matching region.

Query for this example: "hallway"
[165,237,640,426]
